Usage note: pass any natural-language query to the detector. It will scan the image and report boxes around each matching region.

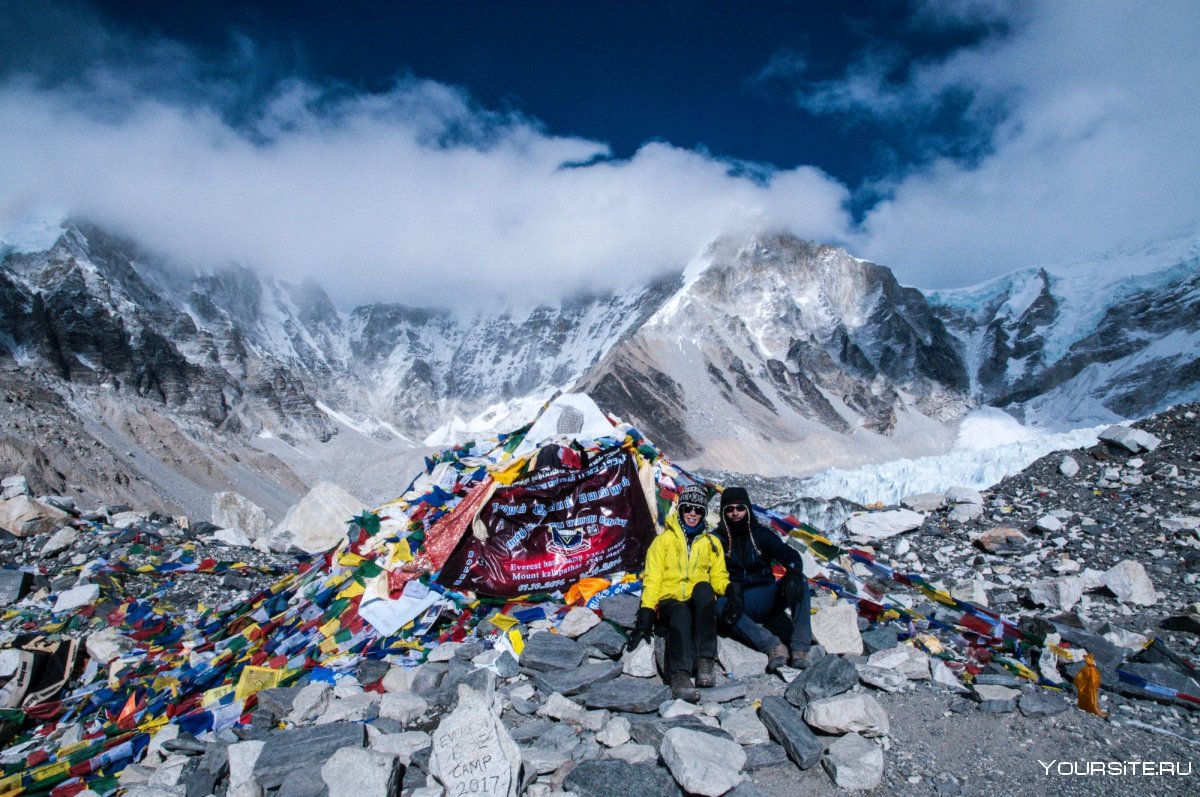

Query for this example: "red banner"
[437,446,655,597]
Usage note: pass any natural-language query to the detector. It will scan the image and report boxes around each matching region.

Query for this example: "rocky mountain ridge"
[0,221,1197,519]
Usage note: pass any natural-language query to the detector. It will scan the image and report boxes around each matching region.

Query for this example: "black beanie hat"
[677,484,709,512]
[720,486,751,510]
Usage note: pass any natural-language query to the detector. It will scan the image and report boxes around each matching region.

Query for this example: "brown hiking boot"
[695,657,716,688]
[670,671,700,701]
[766,643,789,673]
[790,647,819,669]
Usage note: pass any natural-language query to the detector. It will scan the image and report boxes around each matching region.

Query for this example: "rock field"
[0,404,1198,796]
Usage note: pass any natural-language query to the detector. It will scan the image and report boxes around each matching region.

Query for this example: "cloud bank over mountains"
[0,1,1196,308]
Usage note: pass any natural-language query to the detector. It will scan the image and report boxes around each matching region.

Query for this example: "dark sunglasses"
[723,504,749,514]
[680,504,705,515]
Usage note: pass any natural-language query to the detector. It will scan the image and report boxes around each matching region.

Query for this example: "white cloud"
[0,28,853,309]
[0,0,1196,308]
[843,1,1200,286]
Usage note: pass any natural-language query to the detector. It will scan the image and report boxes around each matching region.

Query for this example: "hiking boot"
[670,671,700,701]
[695,657,716,688]
[790,647,820,670]
[765,643,789,673]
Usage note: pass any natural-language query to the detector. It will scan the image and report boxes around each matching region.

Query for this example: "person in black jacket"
[712,486,814,671]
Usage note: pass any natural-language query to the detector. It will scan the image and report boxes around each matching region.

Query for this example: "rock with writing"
[430,685,521,797]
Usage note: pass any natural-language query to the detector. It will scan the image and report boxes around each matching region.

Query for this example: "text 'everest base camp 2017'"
[1,218,1200,797]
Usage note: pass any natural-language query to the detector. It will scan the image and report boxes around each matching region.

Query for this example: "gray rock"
[821,732,883,791]
[901,493,946,512]
[0,569,31,605]
[720,705,770,745]
[1059,456,1080,477]
[697,681,747,703]
[855,664,907,693]
[758,696,822,769]
[1,475,30,500]
[784,653,859,706]
[972,685,1018,713]
[1018,691,1070,718]
[727,784,775,797]
[368,730,431,765]
[1099,425,1160,453]
[507,720,554,743]
[598,594,643,629]
[803,693,889,737]
[628,716,734,750]
[810,604,863,655]
[379,692,429,726]
[521,746,569,775]
[596,715,632,747]
[622,640,658,678]
[278,764,326,797]
[429,686,521,797]
[1103,560,1158,606]
[559,606,602,638]
[743,743,790,771]
[717,637,768,678]
[531,660,622,696]
[660,727,746,797]
[520,632,586,672]
[212,491,273,541]
[859,626,898,655]
[564,758,683,797]
[578,621,628,658]
[1054,625,1126,669]
[254,723,365,790]
[583,679,670,713]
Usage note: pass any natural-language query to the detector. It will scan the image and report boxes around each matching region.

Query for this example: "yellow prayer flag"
[507,628,525,656]
[338,552,365,567]
[337,580,365,599]
[235,665,289,702]
[318,618,341,639]
[489,456,529,485]
[489,614,518,631]
[202,684,235,707]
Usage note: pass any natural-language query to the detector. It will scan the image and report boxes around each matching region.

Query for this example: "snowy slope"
[929,233,1200,428]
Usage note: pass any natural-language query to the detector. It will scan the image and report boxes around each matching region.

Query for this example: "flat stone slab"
[583,680,670,713]
[254,722,366,789]
[531,660,622,696]
[696,681,747,703]
[1018,691,1070,718]
[520,632,586,672]
[743,743,790,771]
[564,758,682,797]
[758,696,822,770]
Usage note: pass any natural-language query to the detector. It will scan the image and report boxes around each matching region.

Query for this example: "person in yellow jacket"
[628,484,730,700]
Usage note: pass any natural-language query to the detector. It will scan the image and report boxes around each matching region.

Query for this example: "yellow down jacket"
[639,512,731,610]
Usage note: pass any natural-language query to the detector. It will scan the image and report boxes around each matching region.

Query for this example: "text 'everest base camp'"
[1,384,1199,797]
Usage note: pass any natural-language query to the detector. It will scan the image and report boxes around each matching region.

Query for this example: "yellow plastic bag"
[1074,653,1107,716]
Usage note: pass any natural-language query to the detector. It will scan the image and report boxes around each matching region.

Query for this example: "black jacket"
[713,516,802,589]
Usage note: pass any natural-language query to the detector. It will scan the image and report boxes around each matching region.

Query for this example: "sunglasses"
[680,505,705,515]
[723,504,749,514]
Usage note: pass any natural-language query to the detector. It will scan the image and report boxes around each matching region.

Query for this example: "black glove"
[720,582,744,628]
[626,607,656,651]
[783,567,807,606]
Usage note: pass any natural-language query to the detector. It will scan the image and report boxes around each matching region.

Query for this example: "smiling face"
[681,505,705,522]
[722,504,748,521]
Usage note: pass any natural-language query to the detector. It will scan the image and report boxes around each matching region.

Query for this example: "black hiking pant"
[658,581,717,676]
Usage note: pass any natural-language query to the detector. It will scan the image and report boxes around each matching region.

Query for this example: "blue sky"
[1,1,1198,307]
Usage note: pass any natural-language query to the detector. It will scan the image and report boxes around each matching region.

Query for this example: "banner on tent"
[437,446,655,596]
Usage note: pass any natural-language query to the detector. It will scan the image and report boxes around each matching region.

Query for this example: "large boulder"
[272,482,366,553]
[844,509,925,543]
[211,491,273,540]
[810,604,863,656]
[660,727,746,796]
[0,495,68,537]
[822,732,883,791]
[1103,560,1157,606]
